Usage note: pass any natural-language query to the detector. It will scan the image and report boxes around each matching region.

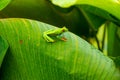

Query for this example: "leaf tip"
[51,0,76,8]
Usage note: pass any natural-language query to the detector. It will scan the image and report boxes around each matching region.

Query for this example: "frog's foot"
[43,34,55,42]
[60,37,67,41]
[56,35,67,41]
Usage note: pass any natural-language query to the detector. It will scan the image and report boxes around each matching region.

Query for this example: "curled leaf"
[51,0,120,20]
[0,0,11,11]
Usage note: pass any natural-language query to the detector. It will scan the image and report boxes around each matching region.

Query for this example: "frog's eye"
[62,29,66,32]
[62,27,68,32]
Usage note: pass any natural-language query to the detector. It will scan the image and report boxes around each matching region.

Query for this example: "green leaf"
[79,5,119,25]
[108,23,120,56]
[76,6,106,31]
[0,36,9,67]
[0,18,119,80]
[0,0,11,11]
[51,0,120,20]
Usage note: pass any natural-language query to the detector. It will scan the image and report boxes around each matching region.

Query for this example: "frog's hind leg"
[43,33,55,42]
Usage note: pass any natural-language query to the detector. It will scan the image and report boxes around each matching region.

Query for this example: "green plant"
[0,0,120,80]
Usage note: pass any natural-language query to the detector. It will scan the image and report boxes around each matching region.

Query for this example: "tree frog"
[43,27,68,42]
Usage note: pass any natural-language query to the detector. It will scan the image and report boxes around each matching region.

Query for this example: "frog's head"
[62,26,68,32]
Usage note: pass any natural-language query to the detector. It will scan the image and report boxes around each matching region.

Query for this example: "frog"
[43,27,68,42]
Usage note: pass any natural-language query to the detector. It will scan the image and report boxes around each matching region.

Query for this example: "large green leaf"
[0,0,11,11]
[51,0,120,20]
[0,18,119,80]
[0,36,8,67]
